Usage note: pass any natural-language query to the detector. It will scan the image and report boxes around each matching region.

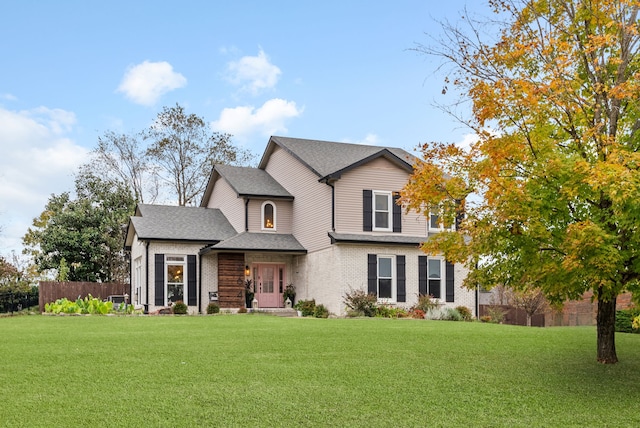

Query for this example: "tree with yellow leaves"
[404,0,640,363]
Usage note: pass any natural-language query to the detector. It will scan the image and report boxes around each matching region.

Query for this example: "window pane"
[428,280,441,298]
[166,256,185,262]
[264,203,274,228]
[428,259,441,278]
[430,214,440,229]
[167,265,184,283]
[379,279,392,298]
[168,284,184,302]
[375,212,389,228]
[378,257,392,277]
[375,194,389,210]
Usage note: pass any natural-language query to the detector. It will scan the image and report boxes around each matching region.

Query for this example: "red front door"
[254,264,284,308]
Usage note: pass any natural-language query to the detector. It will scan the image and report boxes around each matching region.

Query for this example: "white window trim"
[134,257,142,305]
[372,190,393,232]
[165,255,186,306]
[427,212,456,233]
[377,255,396,303]
[428,257,443,300]
[261,200,277,231]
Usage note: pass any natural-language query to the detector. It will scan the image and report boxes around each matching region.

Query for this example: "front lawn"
[1,315,639,427]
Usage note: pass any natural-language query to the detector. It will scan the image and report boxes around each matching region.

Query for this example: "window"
[134,257,142,305]
[367,254,406,303]
[166,256,186,304]
[428,211,456,232]
[428,259,441,299]
[373,191,392,231]
[262,201,276,230]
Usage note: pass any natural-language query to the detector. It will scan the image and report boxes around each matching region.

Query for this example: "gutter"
[322,179,336,232]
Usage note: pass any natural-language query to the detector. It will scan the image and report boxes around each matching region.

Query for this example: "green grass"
[1,315,639,427]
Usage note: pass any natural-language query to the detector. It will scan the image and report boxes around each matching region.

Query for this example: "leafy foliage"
[405,0,640,363]
[313,304,329,318]
[615,308,640,333]
[45,295,113,315]
[172,301,188,315]
[145,104,254,206]
[294,299,316,317]
[23,172,135,282]
[206,303,220,314]
[343,288,378,317]
[455,306,473,321]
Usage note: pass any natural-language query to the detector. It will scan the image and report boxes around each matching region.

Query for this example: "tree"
[85,130,158,204]
[23,173,135,282]
[145,103,254,206]
[507,287,548,327]
[403,0,640,363]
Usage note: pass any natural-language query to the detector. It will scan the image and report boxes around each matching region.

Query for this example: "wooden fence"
[39,281,130,313]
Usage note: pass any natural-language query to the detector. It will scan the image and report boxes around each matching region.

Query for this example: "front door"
[254,264,285,308]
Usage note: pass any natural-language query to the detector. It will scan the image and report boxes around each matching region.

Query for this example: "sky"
[0,0,485,257]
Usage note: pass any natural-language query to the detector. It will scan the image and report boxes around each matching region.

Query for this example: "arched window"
[262,201,276,230]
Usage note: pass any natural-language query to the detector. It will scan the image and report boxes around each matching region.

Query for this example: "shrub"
[376,305,408,318]
[206,303,220,314]
[615,308,640,333]
[238,307,248,314]
[411,309,425,319]
[633,315,640,330]
[441,308,463,321]
[45,295,113,315]
[295,299,316,317]
[173,301,188,315]
[456,306,473,321]
[485,306,506,324]
[314,304,329,318]
[413,294,441,315]
[343,288,378,317]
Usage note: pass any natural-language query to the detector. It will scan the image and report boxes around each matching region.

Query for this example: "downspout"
[198,252,203,314]
[326,181,335,232]
[145,240,149,313]
[245,197,250,231]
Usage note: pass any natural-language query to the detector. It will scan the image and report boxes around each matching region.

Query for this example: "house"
[124,136,476,315]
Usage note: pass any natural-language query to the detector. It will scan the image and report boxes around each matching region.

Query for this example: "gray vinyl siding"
[264,145,332,253]
[205,176,243,233]
[247,199,293,234]
[334,157,426,236]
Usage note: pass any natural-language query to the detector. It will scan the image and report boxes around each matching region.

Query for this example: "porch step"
[253,308,298,317]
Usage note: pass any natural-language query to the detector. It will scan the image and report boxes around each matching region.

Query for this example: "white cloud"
[0,107,88,255]
[342,134,381,146]
[225,49,281,95]
[1,93,17,101]
[117,61,187,106]
[456,133,478,152]
[211,98,303,140]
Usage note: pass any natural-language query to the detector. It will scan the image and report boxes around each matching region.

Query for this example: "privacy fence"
[0,287,39,313]
[38,281,130,313]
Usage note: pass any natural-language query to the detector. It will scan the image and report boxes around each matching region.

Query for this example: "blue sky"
[0,0,483,256]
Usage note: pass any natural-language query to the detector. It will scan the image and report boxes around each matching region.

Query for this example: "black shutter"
[393,192,402,232]
[396,255,406,302]
[367,254,377,295]
[187,255,197,306]
[445,261,455,302]
[363,190,372,231]
[154,254,165,306]
[418,256,427,296]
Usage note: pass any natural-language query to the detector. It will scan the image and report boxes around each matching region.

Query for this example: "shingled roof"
[201,232,306,254]
[259,136,416,181]
[215,164,293,199]
[125,204,237,245]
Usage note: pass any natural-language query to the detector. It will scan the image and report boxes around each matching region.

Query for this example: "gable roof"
[259,136,417,181]
[125,204,237,245]
[200,164,293,207]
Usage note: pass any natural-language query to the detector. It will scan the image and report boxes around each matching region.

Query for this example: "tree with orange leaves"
[403,0,640,363]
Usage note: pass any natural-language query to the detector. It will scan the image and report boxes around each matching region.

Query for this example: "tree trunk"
[526,313,531,327]
[596,295,618,364]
